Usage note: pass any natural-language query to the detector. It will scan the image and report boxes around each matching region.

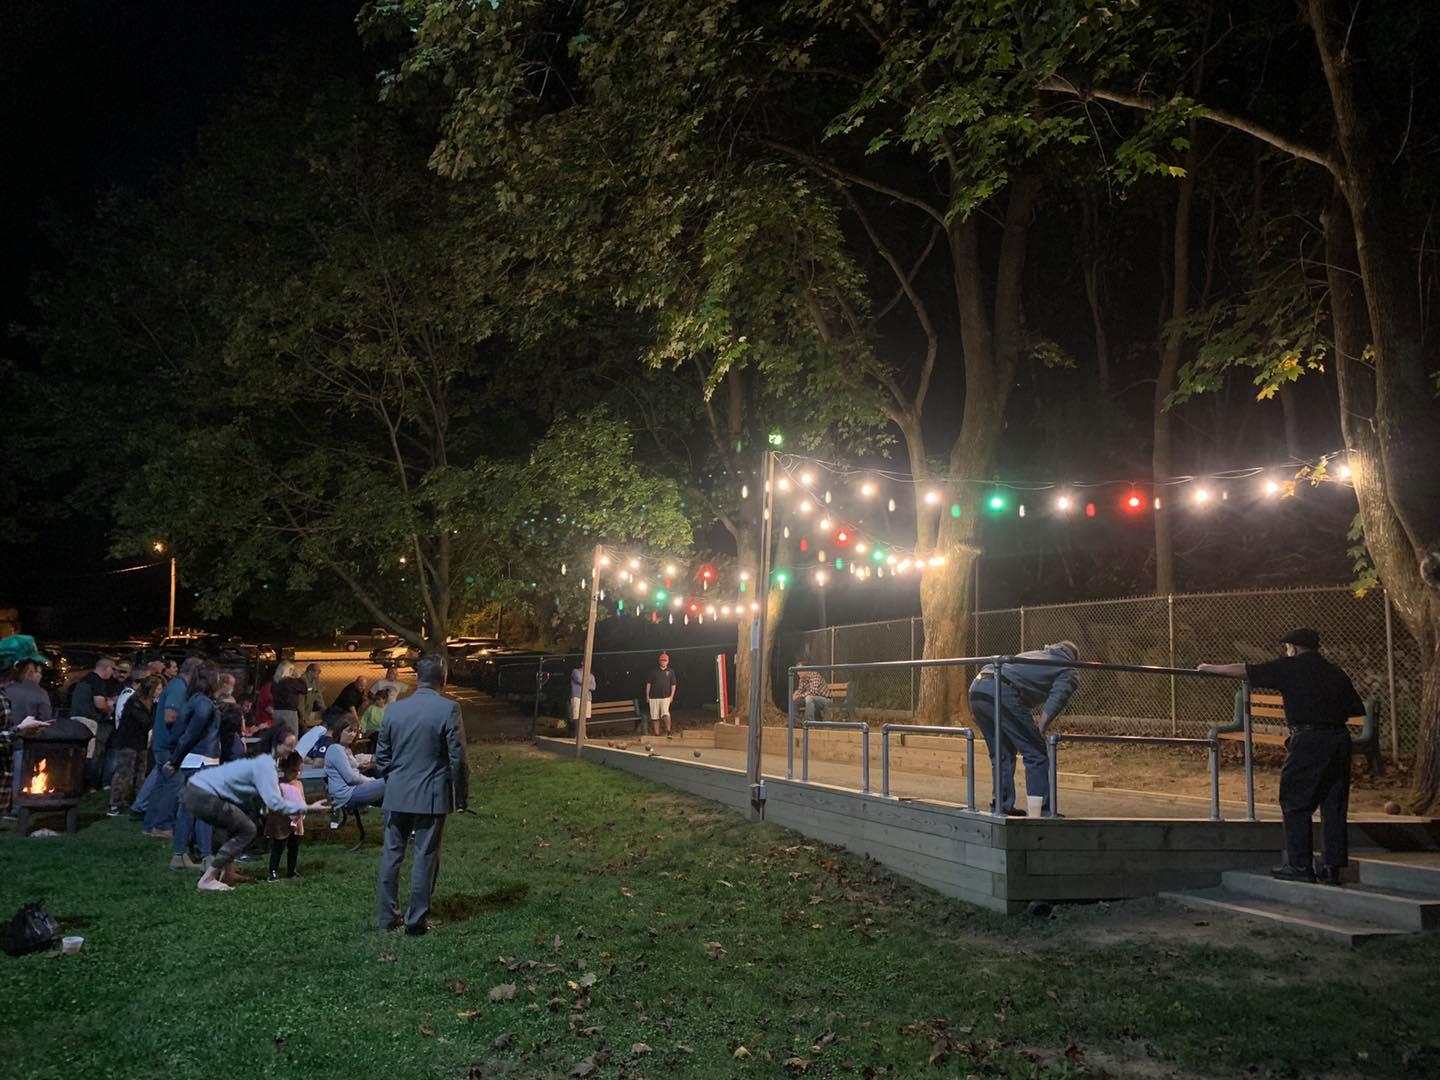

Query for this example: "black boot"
[1314,864,1344,886]
[1270,863,1317,883]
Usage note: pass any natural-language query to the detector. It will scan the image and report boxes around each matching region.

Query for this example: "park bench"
[1209,688,1384,774]
[791,680,857,723]
[581,699,645,734]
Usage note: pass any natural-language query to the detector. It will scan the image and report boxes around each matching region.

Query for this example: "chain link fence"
[797,586,1420,754]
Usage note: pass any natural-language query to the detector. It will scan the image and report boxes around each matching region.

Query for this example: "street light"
[153,541,176,638]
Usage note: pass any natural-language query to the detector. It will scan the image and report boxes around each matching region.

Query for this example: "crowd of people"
[2,641,467,925]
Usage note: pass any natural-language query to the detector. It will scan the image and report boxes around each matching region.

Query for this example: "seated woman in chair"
[323,714,385,811]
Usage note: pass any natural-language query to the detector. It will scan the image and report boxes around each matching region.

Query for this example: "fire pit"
[11,723,91,834]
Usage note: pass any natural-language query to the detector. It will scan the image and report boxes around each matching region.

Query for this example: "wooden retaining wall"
[535,737,1286,914]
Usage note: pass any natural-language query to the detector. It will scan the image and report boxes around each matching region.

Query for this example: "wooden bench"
[581,699,645,734]
[791,680,858,723]
[1209,688,1384,774]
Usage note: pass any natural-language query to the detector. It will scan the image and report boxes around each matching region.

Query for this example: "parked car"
[369,640,420,666]
[336,626,396,653]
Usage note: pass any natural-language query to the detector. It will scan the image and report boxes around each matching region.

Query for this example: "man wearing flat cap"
[1198,628,1364,885]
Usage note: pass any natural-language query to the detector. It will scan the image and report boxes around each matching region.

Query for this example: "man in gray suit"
[374,652,468,934]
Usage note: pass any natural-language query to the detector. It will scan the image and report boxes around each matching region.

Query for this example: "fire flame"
[23,759,52,796]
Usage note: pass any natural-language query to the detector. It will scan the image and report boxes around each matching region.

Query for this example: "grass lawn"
[2,743,1438,1079]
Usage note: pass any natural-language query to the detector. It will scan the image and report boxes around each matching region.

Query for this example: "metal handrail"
[801,720,870,793]
[786,655,1252,821]
[1047,733,1222,821]
[880,724,976,810]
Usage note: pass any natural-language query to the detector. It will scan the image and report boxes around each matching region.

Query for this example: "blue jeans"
[344,778,386,808]
[803,695,830,723]
[141,760,181,831]
[173,767,215,858]
[969,679,1050,815]
[132,761,158,815]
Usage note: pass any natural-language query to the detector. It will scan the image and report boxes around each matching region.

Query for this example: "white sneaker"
[197,878,233,892]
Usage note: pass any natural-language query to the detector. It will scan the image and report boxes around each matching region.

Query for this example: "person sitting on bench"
[791,658,832,723]
[1198,628,1364,885]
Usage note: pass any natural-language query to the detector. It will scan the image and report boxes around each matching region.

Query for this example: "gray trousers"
[181,785,257,870]
[377,811,445,931]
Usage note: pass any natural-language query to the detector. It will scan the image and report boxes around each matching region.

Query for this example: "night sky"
[2,1,358,637]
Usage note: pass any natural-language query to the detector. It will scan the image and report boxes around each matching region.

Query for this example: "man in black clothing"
[644,652,677,737]
[1198,628,1364,885]
[333,675,369,721]
[70,657,117,789]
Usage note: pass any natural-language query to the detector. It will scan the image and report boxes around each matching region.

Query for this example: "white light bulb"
[1264,480,1280,495]
[799,500,812,513]
[800,472,814,486]
[1056,496,1072,511]
[855,542,868,554]
[739,571,750,581]
[888,498,896,513]
[814,571,827,586]
[665,564,677,576]
[637,580,648,592]
[777,477,790,492]
[861,482,876,497]
[819,517,831,530]
[1194,488,1211,504]
[924,490,941,505]
[740,484,749,499]
[1338,464,1352,479]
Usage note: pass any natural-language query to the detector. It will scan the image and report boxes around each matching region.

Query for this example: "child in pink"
[264,751,307,880]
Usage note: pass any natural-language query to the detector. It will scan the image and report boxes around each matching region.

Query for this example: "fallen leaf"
[457,1009,482,1020]
[553,934,563,952]
[1064,1042,1085,1060]
[630,1042,651,1055]
[419,1023,435,1038]
[489,983,517,1002]
[448,979,468,995]
[493,1033,514,1050]
[676,1043,694,1054]
[733,1046,751,1059]
[620,886,634,897]
[717,879,733,888]
[577,1025,601,1037]
[569,1058,597,1077]
[578,972,597,988]
[379,952,397,962]
[703,941,727,960]
[784,1058,814,1072]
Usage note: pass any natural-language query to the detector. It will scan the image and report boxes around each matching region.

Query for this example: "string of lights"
[560,446,1358,623]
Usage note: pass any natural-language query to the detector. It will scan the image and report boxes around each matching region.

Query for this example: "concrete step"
[1352,853,1440,897]
[1162,887,1409,946]
[1220,869,1440,931]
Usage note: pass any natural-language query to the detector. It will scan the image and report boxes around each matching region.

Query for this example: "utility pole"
[154,542,177,637]
[746,449,777,818]
[576,543,602,759]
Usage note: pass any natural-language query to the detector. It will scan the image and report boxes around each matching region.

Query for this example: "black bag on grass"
[2,900,59,956]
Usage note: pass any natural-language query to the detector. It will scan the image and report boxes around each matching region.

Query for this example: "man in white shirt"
[371,664,407,703]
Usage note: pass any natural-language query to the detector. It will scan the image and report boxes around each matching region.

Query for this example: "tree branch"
[1037,76,1338,174]
[761,139,948,228]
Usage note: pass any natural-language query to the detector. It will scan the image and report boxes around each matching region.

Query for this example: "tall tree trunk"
[1310,0,1440,808]
[914,177,1040,725]
[1081,201,1111,395]
[1152,135,1199,596]
[732,529,790,726]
